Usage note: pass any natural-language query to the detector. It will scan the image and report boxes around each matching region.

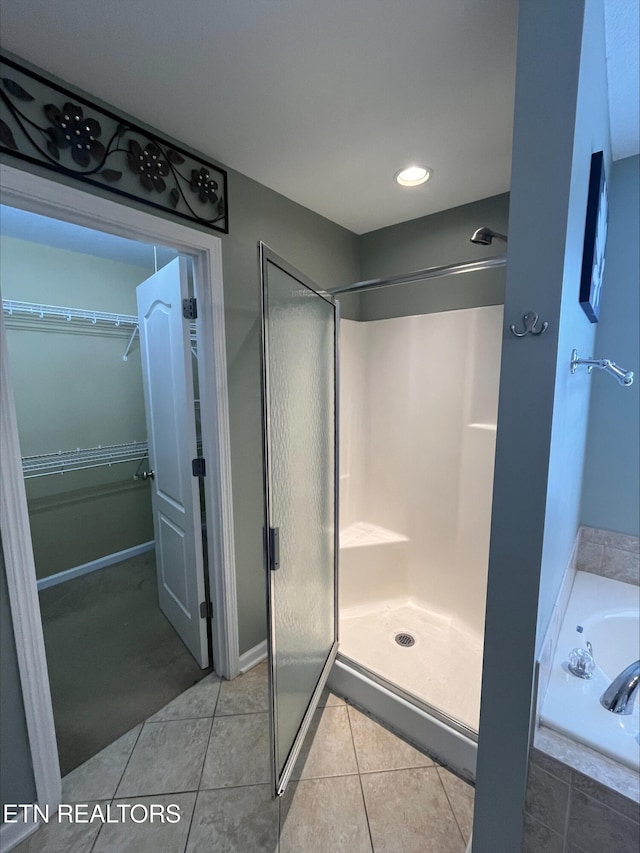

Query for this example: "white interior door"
[137,257,209,668]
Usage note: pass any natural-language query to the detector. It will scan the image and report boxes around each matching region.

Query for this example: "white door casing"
[137,257,209,668]
[0,163,238,847]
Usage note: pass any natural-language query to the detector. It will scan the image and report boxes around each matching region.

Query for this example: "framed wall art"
[579,150,608,323]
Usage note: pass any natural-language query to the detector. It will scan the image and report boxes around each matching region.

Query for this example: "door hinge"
[199,600,213,619]
[268,527,280,571]
[182,297,198,319]
[192,457,206,477]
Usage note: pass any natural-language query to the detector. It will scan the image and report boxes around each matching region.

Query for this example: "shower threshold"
[328,653,478,782]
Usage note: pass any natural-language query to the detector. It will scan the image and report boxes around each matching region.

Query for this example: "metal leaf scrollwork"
[0,118,17,149]
[45,101,105,166]
[0,57,228,233]
[2,78,34,102]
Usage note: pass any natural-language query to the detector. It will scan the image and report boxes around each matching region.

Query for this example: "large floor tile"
[360,766,466,853]
[291,705,358,780]
[437,767,475,843]
[13,802,108,853]
[280,775,372,853]
[92,793,196,853]
[347,706,433,774]
[147,674,221,723]
[200,713,270,789]
[186,785,278,852]
[116,719,212,797]
[216,662,268,715]
[62,725,142,802]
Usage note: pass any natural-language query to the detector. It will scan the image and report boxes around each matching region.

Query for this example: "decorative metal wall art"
[0,55,228,233]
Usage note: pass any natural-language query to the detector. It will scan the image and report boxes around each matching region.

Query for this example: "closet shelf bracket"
[122,325,139,361]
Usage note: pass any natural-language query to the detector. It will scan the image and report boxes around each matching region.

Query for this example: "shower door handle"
[268,527,280,571]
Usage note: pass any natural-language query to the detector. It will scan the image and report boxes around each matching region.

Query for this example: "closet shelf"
[22,441,149,478]
[4,299,198,362]
[3,299,138,328]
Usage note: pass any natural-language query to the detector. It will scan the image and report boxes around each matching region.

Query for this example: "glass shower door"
[259,243,339,797]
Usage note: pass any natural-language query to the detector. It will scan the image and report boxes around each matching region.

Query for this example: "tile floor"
[15,662,474,853]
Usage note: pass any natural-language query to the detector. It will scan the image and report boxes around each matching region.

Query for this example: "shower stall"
[328,256,505,779]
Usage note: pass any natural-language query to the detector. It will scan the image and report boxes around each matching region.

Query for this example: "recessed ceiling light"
[394,165,432,187]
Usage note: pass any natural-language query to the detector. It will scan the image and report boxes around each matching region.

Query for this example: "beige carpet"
[39,550,212,774]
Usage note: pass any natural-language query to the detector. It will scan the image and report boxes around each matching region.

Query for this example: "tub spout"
[600,660,640,715]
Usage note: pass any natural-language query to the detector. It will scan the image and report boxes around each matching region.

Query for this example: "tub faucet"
[600,660,640,715]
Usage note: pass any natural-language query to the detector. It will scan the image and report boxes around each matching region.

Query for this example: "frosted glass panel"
[263,256,336,791]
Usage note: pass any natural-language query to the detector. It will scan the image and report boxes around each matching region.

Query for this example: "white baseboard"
[36,541,155,591]
[0,817,39,853]
[238,639,268,673]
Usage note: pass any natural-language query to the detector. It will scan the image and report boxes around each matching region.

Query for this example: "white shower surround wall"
[339,307,503,730]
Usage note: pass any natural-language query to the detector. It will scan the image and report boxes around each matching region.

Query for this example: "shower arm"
[570,350,634,386]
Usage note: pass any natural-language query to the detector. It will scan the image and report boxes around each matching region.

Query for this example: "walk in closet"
[1,206,210,774]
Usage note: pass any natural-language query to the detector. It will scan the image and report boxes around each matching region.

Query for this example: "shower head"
[470,227,508,246]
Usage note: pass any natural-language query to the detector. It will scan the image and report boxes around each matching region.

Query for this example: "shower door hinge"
[199,600,213,619]
[182,297,198,320]
[192,457,206,477]
[268,527,280,571]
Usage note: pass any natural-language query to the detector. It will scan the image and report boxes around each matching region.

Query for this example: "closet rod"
[3,299,138,327]
[25,456,150,479]
[22,441,149,478]
[5,298,198,362]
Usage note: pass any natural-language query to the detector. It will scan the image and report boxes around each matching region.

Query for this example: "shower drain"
[395,632,416,647]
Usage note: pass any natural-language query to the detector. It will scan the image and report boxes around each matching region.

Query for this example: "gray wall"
[357,193,508,321]
[581,154,640,536]
[222,168,360,653]
[0,537,37,811]
[473,1,610,851]
[536,0,611,647]
[1,237,155,577]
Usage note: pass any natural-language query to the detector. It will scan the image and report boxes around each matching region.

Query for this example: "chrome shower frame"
[330,255,506,296]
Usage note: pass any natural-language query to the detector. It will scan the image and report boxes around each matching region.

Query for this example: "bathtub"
[540,571,640,771]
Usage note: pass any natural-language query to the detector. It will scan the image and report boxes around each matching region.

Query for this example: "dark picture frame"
[579,150,608,322]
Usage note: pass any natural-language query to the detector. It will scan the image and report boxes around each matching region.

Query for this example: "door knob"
[142,470,155,481]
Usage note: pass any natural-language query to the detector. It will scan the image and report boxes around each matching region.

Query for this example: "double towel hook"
[510,311,549,337]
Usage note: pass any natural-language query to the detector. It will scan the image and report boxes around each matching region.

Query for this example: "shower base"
[339,600,483,732]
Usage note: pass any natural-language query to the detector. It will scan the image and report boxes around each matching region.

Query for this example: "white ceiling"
[0,205,178,268]
[0,1,637,235]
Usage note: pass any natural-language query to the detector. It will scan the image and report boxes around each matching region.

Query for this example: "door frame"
[0,163,240,817]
